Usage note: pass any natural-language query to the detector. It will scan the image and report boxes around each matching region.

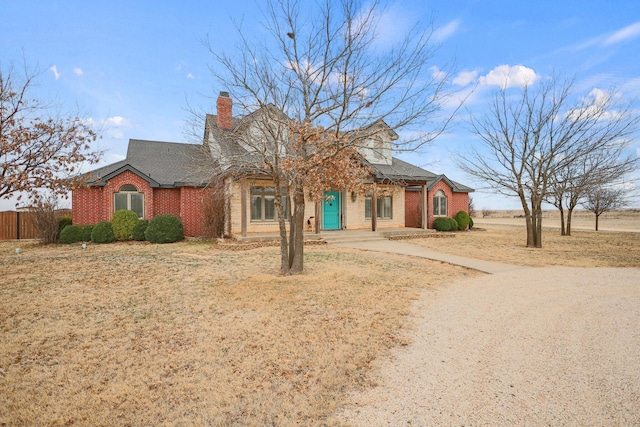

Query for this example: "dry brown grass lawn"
[0,240,473,426]
[409,224,640,267]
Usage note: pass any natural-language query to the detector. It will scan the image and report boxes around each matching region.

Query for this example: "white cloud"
[452,70,478,86]
[478,65,539,89]
[566,88,622,122]
[604,21,640,46]
[433,19,461,43]
[187,73,195,79]
[429,66,446,81]
[50,65,60,80]
[74,67,84,76]
[577,20,640,50]
[100,116,132,139]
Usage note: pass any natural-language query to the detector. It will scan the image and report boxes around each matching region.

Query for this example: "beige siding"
[228,178,315,235]
[343,185,405,230]
[228,179,405,234]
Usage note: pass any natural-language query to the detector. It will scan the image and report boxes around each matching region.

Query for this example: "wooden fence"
[0,211,38,240]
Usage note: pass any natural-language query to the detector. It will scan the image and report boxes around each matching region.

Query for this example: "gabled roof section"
[427,174,475,193]
[369,157,438,183]
[81,139,212,187]
[369,157,474,192]
[356,118,399,141]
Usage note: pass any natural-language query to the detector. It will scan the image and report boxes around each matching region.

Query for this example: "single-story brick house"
[72,92,473,236]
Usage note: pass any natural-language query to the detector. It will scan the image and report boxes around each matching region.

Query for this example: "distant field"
[475,209,640,232]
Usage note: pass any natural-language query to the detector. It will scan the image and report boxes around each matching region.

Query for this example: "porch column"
[240,178,247,237]
[421,183,428,229]
[371,184,377,232]
[315,201,321,234]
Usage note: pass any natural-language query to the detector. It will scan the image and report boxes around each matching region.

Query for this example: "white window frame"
[114,184,144,218]
[433,190,447,217]
[365,194,393,220]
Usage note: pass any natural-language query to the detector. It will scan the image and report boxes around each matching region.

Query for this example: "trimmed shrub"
[59,225,84,244]
[132,219,148,241]
[454,210,470,230]
[469,217,474,229]
[58,215,73,238]
[91,221,116,244]
[433,217,453,231]
[81,225,94,241]
[112,210,139,241]
[447,217,459,231]
[145,214,184,244]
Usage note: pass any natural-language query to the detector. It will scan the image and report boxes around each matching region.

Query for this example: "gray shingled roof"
[82,139,212,187]
[369,157,473,192]
[205,107,473,193]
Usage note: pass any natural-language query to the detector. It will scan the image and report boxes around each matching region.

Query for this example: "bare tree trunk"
[558,205,566,236]
[527,199,543,248]
[287,185,306,274]
[535,208,543,248]
[520,191,537,248]
[595,213,600,231]
[566,206,575,236]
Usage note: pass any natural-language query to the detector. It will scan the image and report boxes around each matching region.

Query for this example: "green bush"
[81,225,94,241]
[145,214,184,244]
[58,215,73,238]
[447,217,459,231]
[132,219,148,241]
[454,210,470,230]
[112,210,139,241]
[433,217,453,231]
[91,221,116,244]
[59,225,84,244]
[469,217,474,229]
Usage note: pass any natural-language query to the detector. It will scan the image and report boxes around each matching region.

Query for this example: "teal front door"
[323,191,341,230]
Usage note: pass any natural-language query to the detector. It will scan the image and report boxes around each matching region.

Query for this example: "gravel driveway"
[334,266,640,426]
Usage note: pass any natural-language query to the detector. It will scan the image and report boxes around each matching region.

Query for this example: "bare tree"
[203,0,458,274]
[468,196,476,218]
[30,193,68,244]
[459,77,639,248]
[1,62,101,202]
[546,144,636,236]
[582,186,627,231]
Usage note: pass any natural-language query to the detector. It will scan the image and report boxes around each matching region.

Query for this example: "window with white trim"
[365,193,393,219]
[114,184,144,218]
[433,189,447,216]
[250,186,289,221]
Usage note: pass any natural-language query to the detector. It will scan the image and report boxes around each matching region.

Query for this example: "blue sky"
[2,0,639,210]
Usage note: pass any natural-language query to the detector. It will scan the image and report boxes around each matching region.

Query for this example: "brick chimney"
[216,91,233,130]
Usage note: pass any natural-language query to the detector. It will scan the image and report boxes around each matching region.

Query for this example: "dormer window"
[115,184,144,218]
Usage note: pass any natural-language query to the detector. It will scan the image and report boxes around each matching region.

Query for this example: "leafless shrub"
[30,194,69,244]
[482,208,495,218]
[202,178,226,238]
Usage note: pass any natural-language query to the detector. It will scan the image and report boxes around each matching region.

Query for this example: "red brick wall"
[180,187,206,237]
[72,172,206,237]
[426,180,470,229]
[101,171,154,221]
[154,188,181,217]
[73,187,104,225]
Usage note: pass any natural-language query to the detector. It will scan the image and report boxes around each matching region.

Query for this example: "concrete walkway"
[335,239,525,274]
